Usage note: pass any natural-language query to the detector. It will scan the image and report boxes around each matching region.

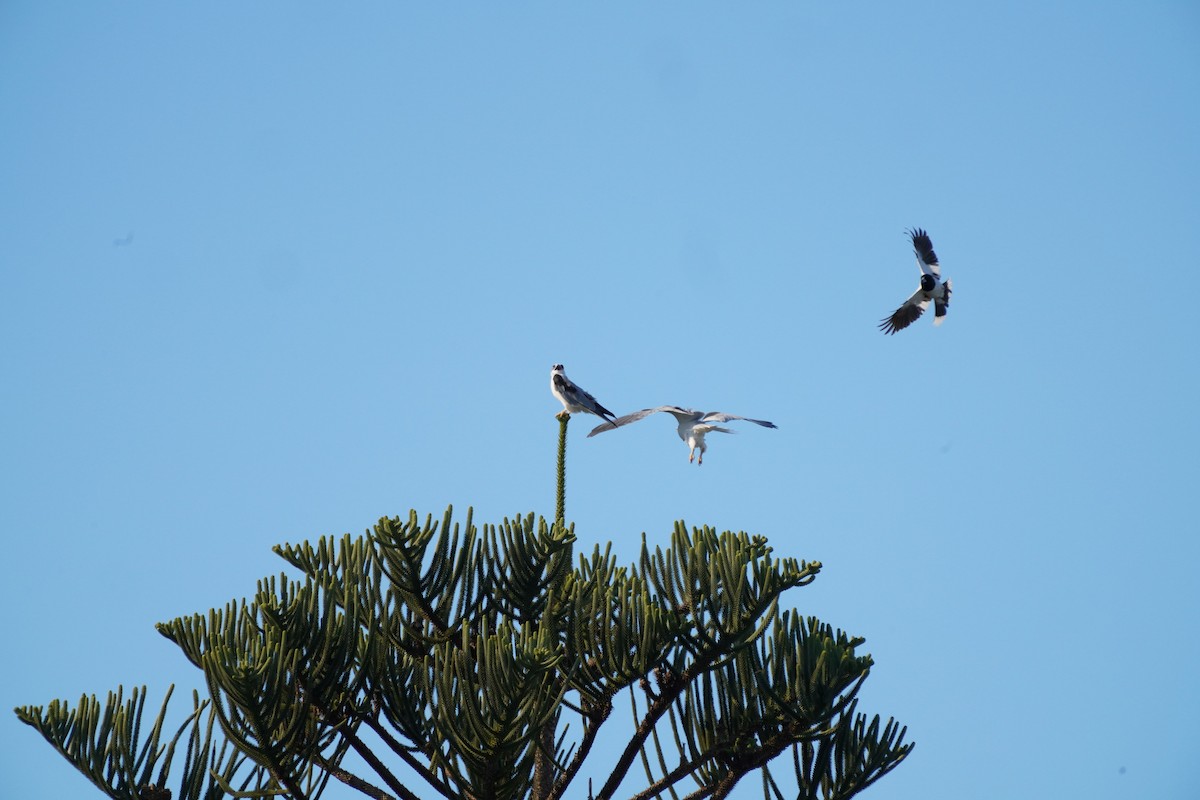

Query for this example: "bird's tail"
[934,278,952,325]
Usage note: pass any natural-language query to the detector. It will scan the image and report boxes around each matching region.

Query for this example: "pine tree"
[16,416,912,800]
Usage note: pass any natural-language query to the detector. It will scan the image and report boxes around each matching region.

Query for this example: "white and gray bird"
[550,364,617,424]
[588,406,777,465]
[879,228,953,335]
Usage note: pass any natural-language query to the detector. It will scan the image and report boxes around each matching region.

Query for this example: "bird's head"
[919,274,936,292]
[551,364,564,374]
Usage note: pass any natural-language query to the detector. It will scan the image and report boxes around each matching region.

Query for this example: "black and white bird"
[550,364,617,424]
[588,406,777,465]
[879,228,952,334]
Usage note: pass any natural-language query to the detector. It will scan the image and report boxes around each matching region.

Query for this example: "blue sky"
[2,3,1198,799]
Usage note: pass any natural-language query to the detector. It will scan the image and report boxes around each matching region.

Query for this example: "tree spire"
[555,413,568,526]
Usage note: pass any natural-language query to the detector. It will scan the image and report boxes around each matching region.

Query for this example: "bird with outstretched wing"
[879,228,953,334]
[589,405,776,465]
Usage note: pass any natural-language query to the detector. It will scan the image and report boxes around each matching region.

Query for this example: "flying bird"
[588,406,777,465]
[879,228,952,334]
[550,364,617,424]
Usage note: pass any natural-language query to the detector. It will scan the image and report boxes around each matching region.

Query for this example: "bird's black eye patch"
[552,364,563,371]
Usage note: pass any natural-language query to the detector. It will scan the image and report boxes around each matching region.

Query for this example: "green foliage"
[17,510,911,800]
[16,415,912,800]
[14,686,273,800]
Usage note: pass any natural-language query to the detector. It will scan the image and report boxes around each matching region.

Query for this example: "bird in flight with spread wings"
[550,364,617,424]
[588,406,777,465]
[879,228,953,335]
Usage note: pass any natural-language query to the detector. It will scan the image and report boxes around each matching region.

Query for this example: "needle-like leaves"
[18,507,911,800]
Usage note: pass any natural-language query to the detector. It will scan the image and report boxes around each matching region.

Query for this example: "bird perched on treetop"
[550,364,617,424]
[588,406,777,465]
[879,228,953,334]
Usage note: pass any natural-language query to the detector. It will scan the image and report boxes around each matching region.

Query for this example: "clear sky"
[2,3,1198,799]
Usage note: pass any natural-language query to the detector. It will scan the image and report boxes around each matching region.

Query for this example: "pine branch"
[313,752,396,800]
[333,730,415,800]
[594,639,725,800]
[627,747,721,800]
[631,688,675,800]
[362,715,458,800]
[546,695,612,800]
[14,687,178,799]
[15,686,282,800]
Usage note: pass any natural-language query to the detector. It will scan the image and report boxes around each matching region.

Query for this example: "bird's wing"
[582,392,617,423]
[698,412,777,429]
[933,278,952,326]
[907,228,941,278]
[552,373,582,406]
[694,424,736,435]
[557,375,616,422]
[587,406,686,437]
[878,289,931,335]
[657,406,702,422]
